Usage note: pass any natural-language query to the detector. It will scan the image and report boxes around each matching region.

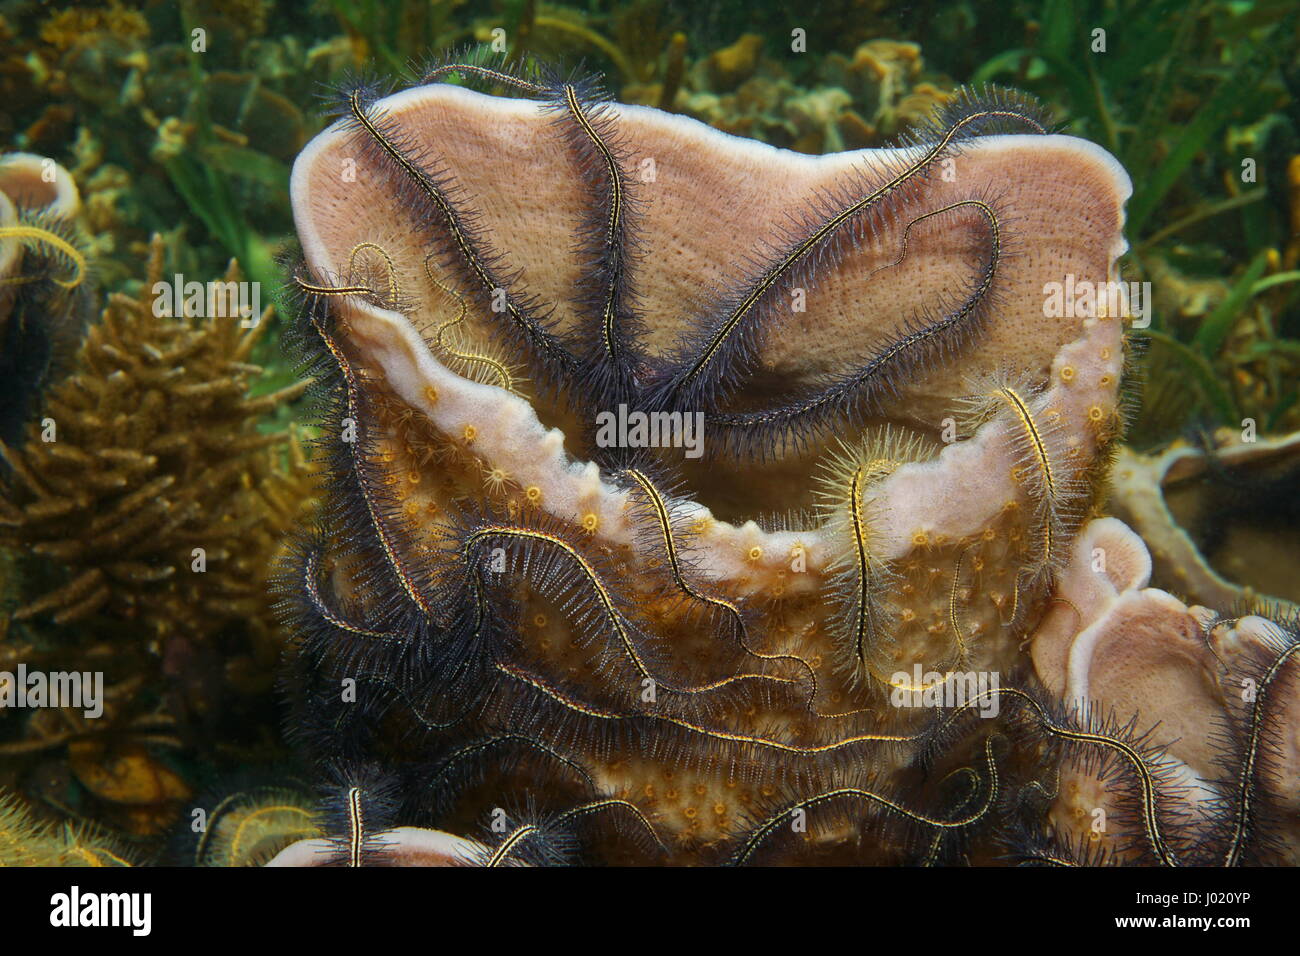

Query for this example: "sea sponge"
[265,826,481,867]
[0,152,91,445]
[1031,518,1300,864]
[272,63,1148,865]
[1109,433,1300,609]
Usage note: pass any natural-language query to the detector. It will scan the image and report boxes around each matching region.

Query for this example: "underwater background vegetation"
[0,0,1297,864]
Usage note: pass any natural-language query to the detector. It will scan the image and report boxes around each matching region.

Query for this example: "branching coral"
[1,236,311,635]
[0,236,317,804]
